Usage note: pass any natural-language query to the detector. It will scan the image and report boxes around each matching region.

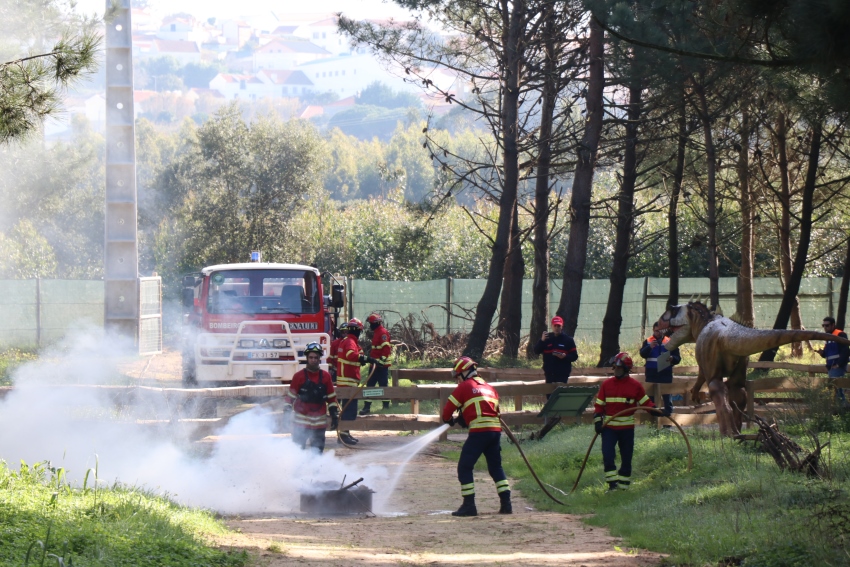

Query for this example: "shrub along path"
[213,432,663,566]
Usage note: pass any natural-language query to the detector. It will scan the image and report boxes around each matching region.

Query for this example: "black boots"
[498,491,512,514]
[337,431,358,445]
[452,495,478,517]
[359,402,372,416]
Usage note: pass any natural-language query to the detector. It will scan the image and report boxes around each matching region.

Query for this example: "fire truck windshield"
[207,269,320,315]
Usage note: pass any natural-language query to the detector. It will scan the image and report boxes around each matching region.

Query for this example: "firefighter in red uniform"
[328,322,348,383]
[360,313,392,415]
[441,357,512,517]
[336,318,377,445]
[283,342,339,454]
[594,352,654,491]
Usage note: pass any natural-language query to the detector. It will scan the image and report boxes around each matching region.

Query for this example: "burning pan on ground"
[300,478,374,515]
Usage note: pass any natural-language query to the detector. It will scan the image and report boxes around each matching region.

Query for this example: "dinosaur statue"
[655,300,850,437]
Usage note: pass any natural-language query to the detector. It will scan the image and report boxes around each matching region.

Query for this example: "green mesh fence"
[0,277,841,349]
[353,276,841,346]
[0,280,104,349]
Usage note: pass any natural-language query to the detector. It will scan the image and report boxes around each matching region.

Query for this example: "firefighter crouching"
[441,357,512,517]
[360,313,392,415]
[283,342,340,454]
[594,352,654,491]
[336,318,378,445]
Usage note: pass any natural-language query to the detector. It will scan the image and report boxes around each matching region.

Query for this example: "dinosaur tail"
[728,329,850,357]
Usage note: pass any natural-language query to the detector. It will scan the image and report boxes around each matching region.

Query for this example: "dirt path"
[213,433,663,567]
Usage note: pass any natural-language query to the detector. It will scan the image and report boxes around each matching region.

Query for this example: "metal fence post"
[35,277,41,348]
[828,277,834,318]
[446,277,453,335]
[348,276,354,320]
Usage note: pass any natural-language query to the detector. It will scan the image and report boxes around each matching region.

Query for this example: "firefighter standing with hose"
[360,313,392,415]
[593,352,654,492]
[336,318,377,445]
[283,342,340,454]
[441,357,512,517]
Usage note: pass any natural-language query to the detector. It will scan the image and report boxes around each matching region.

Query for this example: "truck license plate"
[248,352,279,359]
[253,370,271,379]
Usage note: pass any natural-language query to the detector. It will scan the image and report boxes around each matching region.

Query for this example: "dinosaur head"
[656,303,696,349]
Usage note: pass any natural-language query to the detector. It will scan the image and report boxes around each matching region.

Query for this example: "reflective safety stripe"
[338,358,359,366]
[638,395,650,405]
[827,354,840,360]
[293,413,328,427]
[469,417,501,430]
[375,341,392,349]
[607,416,635,425]
[447,395,460,407]
[461,395,499,412]
[618,475,631,482]
[337,377,360,387]
[461,482,475,496]
[605,397,629,403]
[605,470,618,479]
[646,358,658,362]
[595,398,606,405]
[495,479,510,493]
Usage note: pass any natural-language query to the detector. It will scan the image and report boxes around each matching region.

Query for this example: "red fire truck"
[181,255,345,387]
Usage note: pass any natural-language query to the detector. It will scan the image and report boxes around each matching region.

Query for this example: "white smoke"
[0,328,395,514]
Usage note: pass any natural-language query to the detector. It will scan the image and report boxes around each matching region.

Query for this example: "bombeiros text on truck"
[181,251,346,387]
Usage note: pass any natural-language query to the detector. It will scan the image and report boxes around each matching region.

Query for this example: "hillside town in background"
[52,8,461,137]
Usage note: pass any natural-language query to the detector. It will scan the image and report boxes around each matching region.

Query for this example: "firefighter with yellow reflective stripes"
[336,318,377,445]
[360,313,392,415]
[441,357,512,517]
[593,352,654,492]
[283,343,339,454]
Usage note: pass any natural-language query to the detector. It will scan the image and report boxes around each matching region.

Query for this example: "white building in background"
[290,16,352,56]
[256,69,314,97]
[298,54,414,98]
[219,19,253,48]
[252,39,331,71]
[209,70,314,100]
[157,15,209,44]
[146,40,202,65]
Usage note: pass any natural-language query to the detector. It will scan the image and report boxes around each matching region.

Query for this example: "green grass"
[0,348,38,386]
[0,460,248,567]
[492,424,850,566]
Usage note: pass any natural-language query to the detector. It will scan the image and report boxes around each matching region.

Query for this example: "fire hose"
[335,363,378,449]
[499,406,692,505]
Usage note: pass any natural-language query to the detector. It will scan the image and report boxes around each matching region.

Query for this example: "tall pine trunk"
[694,77,720,310]
[557,19,604,336]
[498,201,524,358]
[463,4,523,360]
[527,2,557,358]
[838,236,850,330]
[736,108,755,327]
[776,111,804,355]
[760,120,823,361]
[598,76,642,366]
[668,88,687,308]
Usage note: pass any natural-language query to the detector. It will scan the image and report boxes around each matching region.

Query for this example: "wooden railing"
[0,361,843,435]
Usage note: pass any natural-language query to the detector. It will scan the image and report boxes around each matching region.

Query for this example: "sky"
[75,0,417,22]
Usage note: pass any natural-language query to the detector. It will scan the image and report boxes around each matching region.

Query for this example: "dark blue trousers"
[457,431,508,496]
[601,428,635,485]
[649,394,673,416]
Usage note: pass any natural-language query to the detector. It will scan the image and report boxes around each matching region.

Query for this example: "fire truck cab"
[181,256,345,387]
